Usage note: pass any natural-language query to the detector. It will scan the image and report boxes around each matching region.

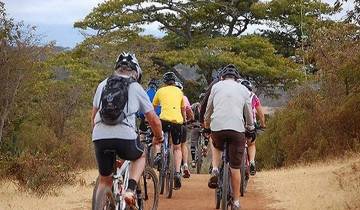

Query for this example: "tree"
[0,3,45,143]
[74,0,263,44]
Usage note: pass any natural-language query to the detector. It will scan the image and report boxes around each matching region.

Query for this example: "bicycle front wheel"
[165,147,174,199]
[94,185,116,210]
[221,163,230,210]
[138,166,159,210]
[196,140,203,174]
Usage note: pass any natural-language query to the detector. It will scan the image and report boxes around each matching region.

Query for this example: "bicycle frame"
[113,160,131,210]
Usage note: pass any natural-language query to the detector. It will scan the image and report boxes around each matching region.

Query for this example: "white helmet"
[115,52,142,82]
[175,81,183,90]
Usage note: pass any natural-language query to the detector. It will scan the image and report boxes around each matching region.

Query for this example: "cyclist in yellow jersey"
[153,72,186,189]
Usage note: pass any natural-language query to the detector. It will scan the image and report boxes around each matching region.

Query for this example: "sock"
[233,200,240,207]
[212,167,219,173]
[128,179,137,191]
[184,163,188,167]
[250,160,255,164]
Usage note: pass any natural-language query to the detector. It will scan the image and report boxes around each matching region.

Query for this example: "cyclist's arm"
[145,110,162,142]
[181,97,187,122]
[255,104,266,128]
[204,87,215,128]
[244,95,255,130]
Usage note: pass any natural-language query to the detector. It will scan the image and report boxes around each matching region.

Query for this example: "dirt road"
[158,174,271,210]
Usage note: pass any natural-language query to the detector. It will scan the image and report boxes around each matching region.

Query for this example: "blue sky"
[3,0,354,48]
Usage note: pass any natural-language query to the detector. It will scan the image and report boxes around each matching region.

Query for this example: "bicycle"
[92,150,159,210]
[215,143,233,210]
[193,126,209,174]
[240,142,249,197]
[157,131,174,199]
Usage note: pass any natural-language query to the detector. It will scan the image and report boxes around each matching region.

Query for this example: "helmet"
[220,64,240,79]
[175,81,183,90]
[148,78,158,89]
[241,79,253,91]
[162,72,177,84]
[115,52,142,82]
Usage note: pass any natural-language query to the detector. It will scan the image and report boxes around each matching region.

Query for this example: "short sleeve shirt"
[153,85,185,124]
[92,77,153,141]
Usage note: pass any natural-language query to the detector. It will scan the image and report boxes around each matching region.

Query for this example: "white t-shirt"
[204,79,254,132]
[92,76,153,141]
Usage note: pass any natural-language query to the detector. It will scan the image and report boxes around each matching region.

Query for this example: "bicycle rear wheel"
[240,148,248,197]
[221,163,230,210]
[94,186,116,210]
[138,166,159,210]
[165,147,174,199]
[196,140,203,174]
[92,177,99,210]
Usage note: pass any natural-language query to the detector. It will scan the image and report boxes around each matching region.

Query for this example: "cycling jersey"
[153,85,185,124]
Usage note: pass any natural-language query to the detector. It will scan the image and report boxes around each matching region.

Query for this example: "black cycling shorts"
[94,138,144,176]
[161,120,182,145]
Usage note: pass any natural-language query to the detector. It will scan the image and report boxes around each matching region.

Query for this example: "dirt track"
[158,174,271,210]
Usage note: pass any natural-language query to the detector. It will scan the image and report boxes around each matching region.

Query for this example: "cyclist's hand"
[202,128,211,138]
[245,129,256,142]
[152,131,164,145]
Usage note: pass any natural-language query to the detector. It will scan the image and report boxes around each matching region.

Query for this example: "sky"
[2,0,355,48]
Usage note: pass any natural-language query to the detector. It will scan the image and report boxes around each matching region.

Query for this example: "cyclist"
[190,93,208,168]
[175,81,194,178]
[153,72,186,189]
[204,64,255,210]
[240,79,266,176]
[91,52,163,207]
[139,78,161,132]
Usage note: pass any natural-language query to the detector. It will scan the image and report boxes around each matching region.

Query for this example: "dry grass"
[0,170,98,210]
[257,154,360,210]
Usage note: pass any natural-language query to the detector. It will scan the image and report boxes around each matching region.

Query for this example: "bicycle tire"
[240,148,248,197]
[92,176,99,210]
[159,144,166,195]
[139,166,159,210]
[215,187,221,209]
[196,139,203,174]
[221,163,230,210]
[94,185,116,210]
[165,146,174,199]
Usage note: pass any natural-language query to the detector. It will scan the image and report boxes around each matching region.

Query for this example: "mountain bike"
[240,142,249,197]
[92,150,159,210]
[158,131,174,198]
[215,143,233,210]
[194,127,209,174]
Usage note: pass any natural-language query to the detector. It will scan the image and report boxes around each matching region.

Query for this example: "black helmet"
[241,79,253,91]
[148,78,158,89]
[114,52,142,82]
[221,64,240,79]
[162,72,177,84]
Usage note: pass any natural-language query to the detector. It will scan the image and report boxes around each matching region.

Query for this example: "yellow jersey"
[153,85,185,124]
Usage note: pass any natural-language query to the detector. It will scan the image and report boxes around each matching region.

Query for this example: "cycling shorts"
[211,130,246,169]
[94,138,144,176]
[180,124,187,143]
[161,120,182,145]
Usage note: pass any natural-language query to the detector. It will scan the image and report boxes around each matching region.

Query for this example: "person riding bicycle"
[240,79,266,176]
[204,64,255,210]
[138,78,161,132]
[175,81,194,179]
[190,93,208,168]
[91,52,163,207]
[153,72,187,189]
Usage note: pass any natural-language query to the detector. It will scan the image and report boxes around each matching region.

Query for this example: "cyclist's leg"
[154,120,170,165]
[117,137,145,205]
[208,131,224,188]
[93,139,117,200]
[180,125,190,177]
[170,123,183,173]
[247,138,256,175]
[228,131,246,206]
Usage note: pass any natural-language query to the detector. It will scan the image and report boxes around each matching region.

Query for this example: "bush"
[257,86,360,169]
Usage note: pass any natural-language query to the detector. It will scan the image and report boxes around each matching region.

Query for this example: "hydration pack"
[99,75,135,125]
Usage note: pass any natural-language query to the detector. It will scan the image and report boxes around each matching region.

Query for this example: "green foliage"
[155,35,303,95]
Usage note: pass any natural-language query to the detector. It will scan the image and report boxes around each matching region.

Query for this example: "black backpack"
[99,75,135,125]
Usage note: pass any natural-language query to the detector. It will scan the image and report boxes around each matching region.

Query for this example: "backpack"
[99,75,135,125]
